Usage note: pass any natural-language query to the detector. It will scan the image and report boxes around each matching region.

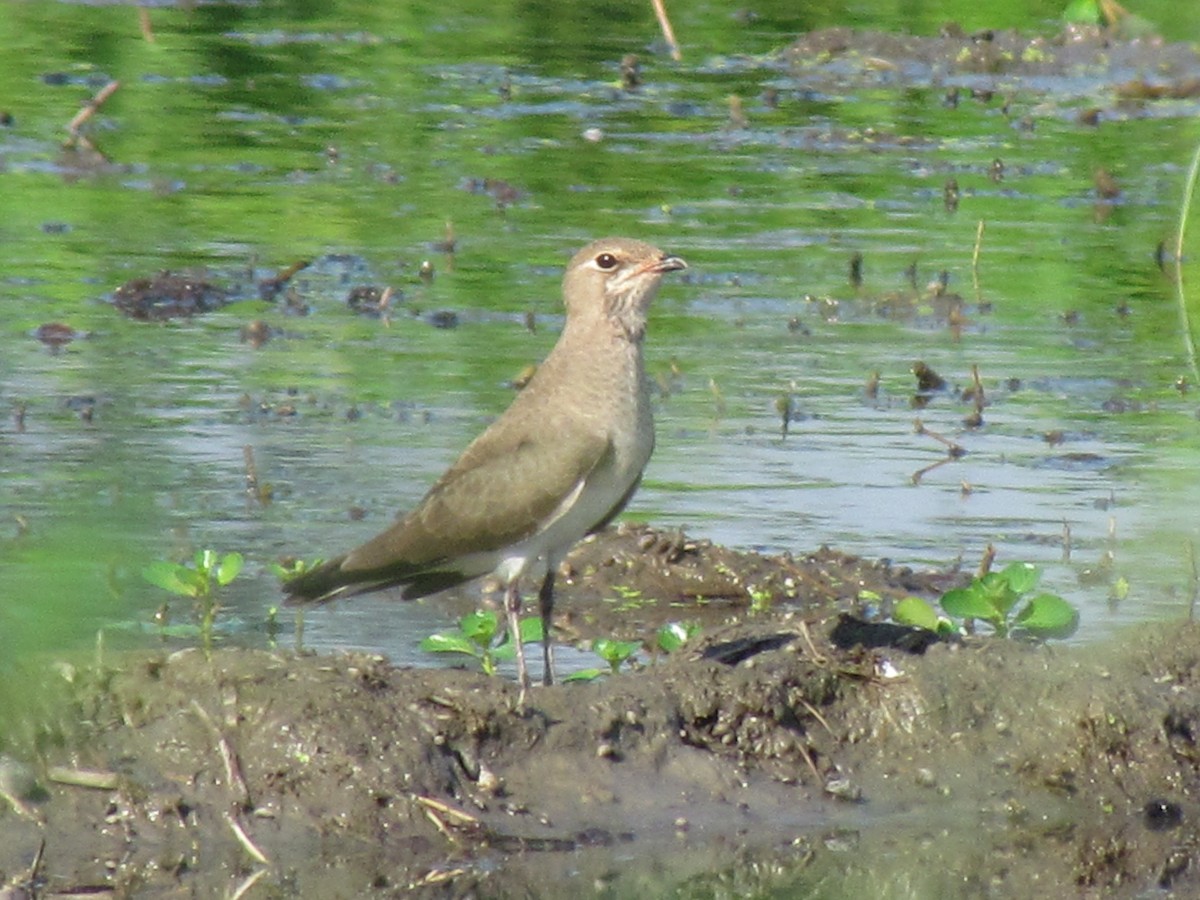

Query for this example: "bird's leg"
[538,568,556,686]
[505,580,530,703]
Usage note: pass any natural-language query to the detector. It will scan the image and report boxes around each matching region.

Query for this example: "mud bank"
[1,527,1198,897]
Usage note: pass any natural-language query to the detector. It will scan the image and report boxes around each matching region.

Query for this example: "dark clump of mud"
[3,528,1200,897]
[111,271,229,320]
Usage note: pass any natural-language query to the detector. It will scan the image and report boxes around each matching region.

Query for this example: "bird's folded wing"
[340,427,615,573]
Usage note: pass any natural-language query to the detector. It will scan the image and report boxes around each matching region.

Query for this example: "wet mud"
[3,526,1200,897]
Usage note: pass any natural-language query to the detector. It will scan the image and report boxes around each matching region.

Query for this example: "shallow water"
[3,0,1200,890]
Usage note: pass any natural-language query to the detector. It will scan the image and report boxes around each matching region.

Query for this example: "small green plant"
[605,585,658,612]
[565,638,644,683]
[420,610,543,676]
[567,621,702,683]
[142,550,243,640]
[895,562,1078,640]
[747,584,774,614]
[271,558,323,581]
[656,620,700,652]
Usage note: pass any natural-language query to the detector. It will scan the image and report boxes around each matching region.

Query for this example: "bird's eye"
[595,252,619,270]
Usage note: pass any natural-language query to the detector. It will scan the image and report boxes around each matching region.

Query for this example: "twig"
[796,619,829,666]
[3,837,45,893]
[46,766,120,790]
[413,794,479,826]
[138,7,155,43]
[651,0,682,61]
[796,694,835,738]
[190,699,252,810]
[229,868,269,900]
[225,811,271,865]
[243,445,264,506]
[971,219,985,304]
[913,418,963,453]
[798,741,822,783]
[67,80,121,139]
[976,544,996,579]
[1172,138,1200,383]
[911,417,967,483]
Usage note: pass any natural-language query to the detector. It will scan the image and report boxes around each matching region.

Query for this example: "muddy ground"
[2,523,1199,898]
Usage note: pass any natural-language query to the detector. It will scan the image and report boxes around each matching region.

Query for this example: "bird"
[284,237,687,700]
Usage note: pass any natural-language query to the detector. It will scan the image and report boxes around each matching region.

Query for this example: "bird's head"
[562,237,687,340]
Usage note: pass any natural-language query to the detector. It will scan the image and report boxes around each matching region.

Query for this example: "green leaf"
[459,610,501,646]
[216,552,243,586]
[972,572,1018,616]
[657,621,698,653]
[419,633,483,657]
[934,619,961,637]
[491,617,544,660]
[517,616,544,644]
[893,597,941,631]
[142,561,200,598]
[594,638,641,667]
[940,585,999,621]
[999,562,1041,596]
[1062,0,1101,25]
[1014,594,1080,639]
[563,668,608,682]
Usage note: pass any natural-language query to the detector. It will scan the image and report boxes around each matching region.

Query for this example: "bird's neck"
[604,294,648,343]
[552,312,646,387]
[564,305,646,346]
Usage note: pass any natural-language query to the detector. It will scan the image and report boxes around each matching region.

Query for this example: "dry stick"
[46,766,120,790]
[971,219,985,305]
[970,364,985,418]
[229,868,269,900]
[911,417,966,483]
[138,7,155,42]
[977,543,996,579]
[651,0,682,61]
[190,699,252,810]
[1172,138,1200,383]
[4,837,45,892]
[198,699,271,870]
[413,794,479,826]
[67,79,121,138]
[243,445,262,505]
[225,811,271,865]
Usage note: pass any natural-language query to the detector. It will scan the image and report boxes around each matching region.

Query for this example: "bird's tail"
[282,557,473,604]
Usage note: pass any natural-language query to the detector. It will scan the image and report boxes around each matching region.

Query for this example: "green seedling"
[568,621,702,682]
[594,637,642,673]
[272,558,323,581]
[605,585,657,612]
[142,550,243,640]
[895,562,1078,640]
[747,584,774,614]
[565,637,642,683]
[657,620,701,653]
[420,610,543,676]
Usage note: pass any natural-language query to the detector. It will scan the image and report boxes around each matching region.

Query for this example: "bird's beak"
[639,253,688,276]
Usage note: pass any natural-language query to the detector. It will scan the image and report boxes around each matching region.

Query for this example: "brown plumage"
[284,237,687,699]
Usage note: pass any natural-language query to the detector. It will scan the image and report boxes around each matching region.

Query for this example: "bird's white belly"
[493,430,648,587]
